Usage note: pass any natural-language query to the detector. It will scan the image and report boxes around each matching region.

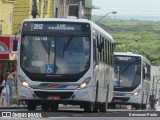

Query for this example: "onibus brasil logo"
[0,42,9,52]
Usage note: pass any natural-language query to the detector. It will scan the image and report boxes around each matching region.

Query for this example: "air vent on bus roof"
[66,16,77,19]
[126,52,133,54]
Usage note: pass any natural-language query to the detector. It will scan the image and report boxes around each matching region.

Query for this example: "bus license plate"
[114,100,122,102]
[47,96,60,100]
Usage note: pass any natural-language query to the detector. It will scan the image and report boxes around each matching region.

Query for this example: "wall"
[13,0,54,34]
[13,0,31,34]
[0,0,14,35]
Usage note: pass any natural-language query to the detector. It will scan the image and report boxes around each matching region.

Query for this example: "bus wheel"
[41,103,50,111]
[99,102,108,112]
[134,104,140,110]
[27,101,36,110]
[141,104,146,110]
[109,103,116,109]
[50,103,58,111]
[84,102,96,112]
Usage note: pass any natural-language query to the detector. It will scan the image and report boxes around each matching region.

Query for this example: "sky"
[92,0,160,20]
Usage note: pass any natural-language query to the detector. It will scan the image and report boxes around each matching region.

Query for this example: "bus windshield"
[21,36,90,74]
[114,56,141,88]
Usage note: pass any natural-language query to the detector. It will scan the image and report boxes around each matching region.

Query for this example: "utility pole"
[78,1,83,19]
[31,0,38,18]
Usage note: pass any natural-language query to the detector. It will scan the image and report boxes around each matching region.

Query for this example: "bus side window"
[93,34,99,65]
[98,38,104,53]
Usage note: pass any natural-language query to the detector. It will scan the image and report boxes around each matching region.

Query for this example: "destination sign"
[114,55,141,63]
[22,22,90,32]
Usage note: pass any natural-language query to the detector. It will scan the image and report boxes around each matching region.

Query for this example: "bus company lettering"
[49,24,74,31]
[117,56,131,61]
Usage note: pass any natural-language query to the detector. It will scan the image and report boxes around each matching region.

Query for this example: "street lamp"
[95,11,117,23]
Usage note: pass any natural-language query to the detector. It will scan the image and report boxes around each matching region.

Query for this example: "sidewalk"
[0,104,27,109]
[0,99,27,109]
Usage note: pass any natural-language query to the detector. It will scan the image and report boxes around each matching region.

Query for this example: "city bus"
[16,18,115,112]
[111,52,151,110]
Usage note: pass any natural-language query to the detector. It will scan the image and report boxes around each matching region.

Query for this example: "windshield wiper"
[63,36,73,55]
[40,39,49,54]
[40,39,51,64]
[122,63,131,74]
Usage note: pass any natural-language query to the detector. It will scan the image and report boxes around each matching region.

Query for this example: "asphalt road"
[0,105,160,119]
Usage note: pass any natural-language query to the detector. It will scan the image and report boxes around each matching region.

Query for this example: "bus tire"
[135,104,140,110]
[27,101,36,110]
[110,103,116,109]
[50,103,58,111]
[84,102,95,112]
[99,102,108,112]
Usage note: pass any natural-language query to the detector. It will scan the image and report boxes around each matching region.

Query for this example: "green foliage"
[92,16,160,65]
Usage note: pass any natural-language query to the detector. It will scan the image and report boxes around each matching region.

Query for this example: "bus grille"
[113,97,130,102]
[34,91,74,99]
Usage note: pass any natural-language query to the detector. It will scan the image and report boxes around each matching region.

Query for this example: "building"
[13,0,54,34]
[54,0,99,20]
[1,0,98,35]
[0,35,19,104]
[0,0,15,35]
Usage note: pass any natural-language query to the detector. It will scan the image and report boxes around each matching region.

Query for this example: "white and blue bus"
[16,18,114,112]
[111,52,151,109]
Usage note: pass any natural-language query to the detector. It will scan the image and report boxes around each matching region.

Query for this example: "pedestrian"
[0,74,4,96]
[149,95,156,110]
[6,68,15,106]
[0,74,6,106]
[1,86,6,106]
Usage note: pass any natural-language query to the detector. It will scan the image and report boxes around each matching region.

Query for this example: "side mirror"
[143,67,147,79]
[13,40,18,51]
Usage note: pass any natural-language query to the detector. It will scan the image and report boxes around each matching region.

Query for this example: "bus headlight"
[133,89,141,96]
[22,81,30,88]
[78,77,91,89]
[18,75,30,88]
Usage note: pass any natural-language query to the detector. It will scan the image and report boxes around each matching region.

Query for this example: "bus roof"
[114,52,151,65]
[22,18,89,22]
[22,18,113,42]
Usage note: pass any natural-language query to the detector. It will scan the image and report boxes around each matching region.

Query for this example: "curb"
[0,105,27,109]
